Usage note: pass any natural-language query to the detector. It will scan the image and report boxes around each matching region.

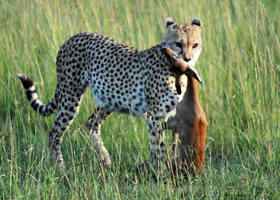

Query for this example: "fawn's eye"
[175,42,183,49]
[192,43,199,48]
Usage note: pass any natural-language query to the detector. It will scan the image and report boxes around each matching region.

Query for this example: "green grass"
[0,0,280,199]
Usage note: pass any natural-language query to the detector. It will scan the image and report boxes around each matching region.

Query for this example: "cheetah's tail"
[17,74,57,116]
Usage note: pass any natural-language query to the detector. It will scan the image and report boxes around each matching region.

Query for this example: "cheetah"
[17,18,202,170]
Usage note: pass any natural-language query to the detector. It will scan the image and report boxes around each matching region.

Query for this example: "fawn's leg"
[193,119,208,172]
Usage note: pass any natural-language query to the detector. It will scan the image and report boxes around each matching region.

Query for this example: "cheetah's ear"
[165,17,178,30]
[191,18,201,26]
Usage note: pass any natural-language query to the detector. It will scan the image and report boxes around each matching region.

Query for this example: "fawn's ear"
[165,17,178,30]
[191,18,201,26]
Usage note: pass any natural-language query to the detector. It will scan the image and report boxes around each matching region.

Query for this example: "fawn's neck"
[185,76,200,104]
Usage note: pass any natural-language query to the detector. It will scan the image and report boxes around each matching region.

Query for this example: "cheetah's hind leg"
[48,86,85,171]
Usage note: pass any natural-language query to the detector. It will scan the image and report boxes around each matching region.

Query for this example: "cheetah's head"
[162,17,202,68]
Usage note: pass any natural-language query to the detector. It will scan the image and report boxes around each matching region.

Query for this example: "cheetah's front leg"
[146,113,166,168]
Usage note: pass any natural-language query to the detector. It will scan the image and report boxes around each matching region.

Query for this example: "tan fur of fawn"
[163,48,208,175]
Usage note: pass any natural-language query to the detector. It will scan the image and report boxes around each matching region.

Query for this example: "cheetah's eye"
[175,42,183,49]
[192,43,199,48]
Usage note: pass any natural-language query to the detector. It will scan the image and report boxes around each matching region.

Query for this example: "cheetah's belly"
[91,81,148,116]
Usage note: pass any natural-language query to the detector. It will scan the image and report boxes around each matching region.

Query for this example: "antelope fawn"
[163,47,208,175]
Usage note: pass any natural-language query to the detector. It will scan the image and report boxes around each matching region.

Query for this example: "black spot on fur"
[160,142,165,147]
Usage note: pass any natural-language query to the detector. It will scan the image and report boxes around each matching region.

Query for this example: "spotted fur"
[18,18,202,170]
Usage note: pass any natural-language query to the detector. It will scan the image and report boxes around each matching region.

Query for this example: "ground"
[0,0,279,199]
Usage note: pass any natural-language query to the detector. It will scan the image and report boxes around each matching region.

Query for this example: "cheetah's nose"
[184,57,191,62]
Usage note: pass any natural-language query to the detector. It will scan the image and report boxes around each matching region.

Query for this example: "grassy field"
[0,0,280,199]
